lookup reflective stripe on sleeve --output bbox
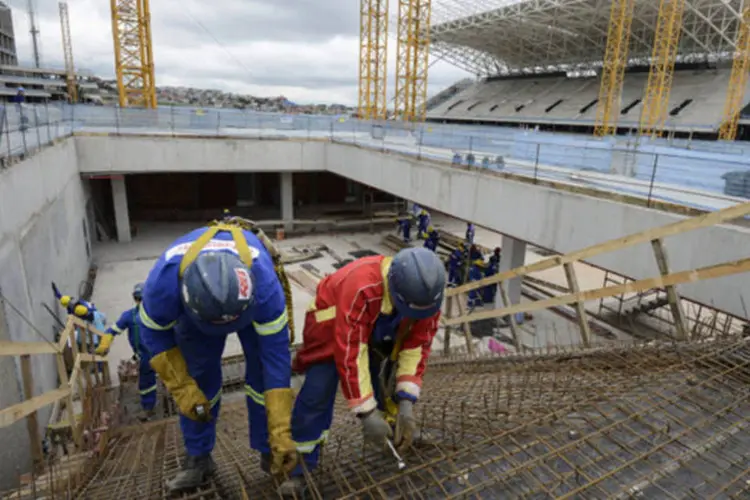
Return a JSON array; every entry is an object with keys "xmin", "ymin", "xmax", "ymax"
[
  {"xmin": 253, "ymin": 309, "xmax": 288, "ymax": 336},
  {"xmin": 139, "ymin": 307, "xmax": 176, "ymax": 331}
]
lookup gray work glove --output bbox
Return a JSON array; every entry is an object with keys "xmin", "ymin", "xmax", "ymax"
[
  {"xmin": 395, "ymin": 400, "xmax": 417, "ymax": 453},
  {"xmin": 360, "ymin": 410, "xmax": 392, "ymax": 448}
]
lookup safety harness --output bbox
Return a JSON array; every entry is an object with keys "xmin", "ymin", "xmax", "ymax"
[{"xmin": 177, "ymin": 217, "xmax": 295, "ymax": 345}]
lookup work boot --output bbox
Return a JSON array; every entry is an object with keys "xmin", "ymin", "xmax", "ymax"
[
  {"xmin": 260, "ymin": 452, "xmax": 271, "ymax": 474},
  {"xmin": 278, "ymin": 476, "xmax": 307, "ymax": 499},
  {"xmin": 165, "ymin": 454, "xmax": 217, "ymax": 494},
  {"xmin": 137, "ymin": 409, "xmax": 156, "ymax": 422}
]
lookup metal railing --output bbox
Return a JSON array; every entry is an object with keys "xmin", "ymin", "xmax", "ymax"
[{"xmin": 2, "ymin": 103, "xmax": 749, "ymax": 211}]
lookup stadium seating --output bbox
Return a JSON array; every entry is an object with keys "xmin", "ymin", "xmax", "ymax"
[{"xmin": 427, "ymin": 68, "xmax": 735, "ymax": 132}]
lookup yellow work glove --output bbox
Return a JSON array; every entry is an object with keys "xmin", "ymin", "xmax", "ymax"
[
  {"xmin": 264, "ymin": 388, "xmax": 298, "ymax": 475},
  {"xmin": 95, "ymin": 334, "xmax": 114, "ymax": 355},
  {"xmin": 150, "ymin": 347, "xmax": 211, "ymax": 422}
]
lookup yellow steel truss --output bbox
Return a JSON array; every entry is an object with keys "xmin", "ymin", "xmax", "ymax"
[
  {"xmin": 59, "ymin": 2, "xmax": 77, "ymax": 103},
  {"xmin": 638, "ymin": 0, "xmax": 686, "ymax": 139},
  {"xmin": 358, "ymin": 0, "xmax": 389, "ymax": 120},
  {"xmin": 110, "ymin": 0, "xmax": 156, "ymax": 108},
  {"xmin": 718, "ymin": 7, "xmax": 750, "ymax": 141},
  {"xmin": 593, "ymin": 0, "xmax": 636, "ymax": 137},
  {"xmin": 394, "ymin": 0, "xmax": 432, "ymax": 122}
]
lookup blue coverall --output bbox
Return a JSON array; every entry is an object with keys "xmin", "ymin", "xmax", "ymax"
[
  {"xmin": 397, "ymin": 217, "xmax": 411, "ymax": 243},
  {"xmin": 482, "ymin": 259, "xmax": 498, "ymax": 304},
  {"xmin": 424, "ymin": 230, "xmax": 439, "ymax": 252},
  {"xmin": 467, "ymin": 262, "xmax": 485, "ymax": 309},
  {"xmin": 448, "ymin": 248, "xmax": 463, "ymax": 286},
  {"xmin": 108, "ymin": 305, "xmax": 156, "ymax": 411},
  {"xmin": 71, "ymin": 303, "xmax": 104, "ymax": 350},
  {"xmin": 466, "ymin": 223, "xmax": 475, "ymax": 245},
  {"xmin": 417, "ymin": 212, "xmax": 430, "ymax": 239},
  {"xmin": 139, "ymin": 228, "xmax": 291, "ymax": 457}
]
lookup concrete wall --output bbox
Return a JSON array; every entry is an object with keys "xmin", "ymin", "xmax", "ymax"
[
  {"xmin": 325, "ymin": 144, "xmax": 750, "ymax": 319},
  {"xmin": 0, "ymin": 138, "xmax": 91, "ymax": 488},
  {"xmin": 75, "ymin": 135, "xmax": 327, "ymax": 174}
]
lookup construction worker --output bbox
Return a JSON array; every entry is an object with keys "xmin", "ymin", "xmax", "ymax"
[
  {"xmin": 52, "ymin": 282, "xmax": 106, "ymax": 350},
  {"xmin": 448, "ymin": 244, "xmax": 464, "ymax": 286},
  {"xmin": 417, "ymin": 209, "xmax": 430, "ymax": 239},
  {"xmin": 138, "ymin": 222, "xmax": 297, "ymax": 493},
  {"xmin": 278, "ymin": 247, "xmax": 445, "ymax": 497},
  {"xmin": 467, "ymin": 259, "xmax": 486, "ymax": 310},
  {"xmin": 96, "ymin": 283, "xmax": 157, "ymax": 421},
  {"xmin": 465, "ymin": 223, "xmax": 475, "ymax": 245},
  {"xmin": 424, "ymin": 227, "xmax": 440, "ymax": 252},
  {"xmin": 488, "ymin": 247, "xmax": 501, "ymax": 268},
  {"xmin": 482, "ymin": 256, "xmax": 499, "ymax": 305},
  {"xmin": 396, "ymin": 215, "xmax": 412, "ymax": 243}
]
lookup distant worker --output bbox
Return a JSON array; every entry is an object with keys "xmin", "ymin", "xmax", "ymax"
[
  {"xmin": 278, "ymin": 248, "xmax": 446, "ymax": 497},
  {"xmin": 468, "ymin": 243, "xmax": 483, "ymax": 262},
  {"xmin": 52, "ymin": 282, "xmax": 106, "ymax": 350},
  {"xmin": 448, "ymin": 244, "xmax": 464, "ymax": 286},
  {"xmin": 424, "ymin": 227, "xmax": 440, "ymax": 252},
  {"xmin": 138, "ymin": 219, "xmax": 297, "ymax": 493},
  {"xmin": 417, "ymin": 209, "xmax": 430, "ymax": 239},
  {"xmin": 467, "ymin": 259, "xmax": 486, "ymax": 310},
  {"xmin": 396, "ymin": 215, "xmax": 412, "ymax": 243},
  {"xmin": 488, "ymin": 247, "xmax": 501, "ymax": 269},
  {"xmin": 96, "ymin": 283, "xmax": 157, "ymax": 421},
  {"xmin": 482, "ymin": 256, "xmax": 499, "ymax": 305},
  {"xmin": 465, "ymin": 223, "xmax": 475, "ymax": 245}
]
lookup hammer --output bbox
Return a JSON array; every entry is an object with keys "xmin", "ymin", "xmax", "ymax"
[{"xmin": 386, "ymin": 438, "xmax": 407, "ymax": 471}]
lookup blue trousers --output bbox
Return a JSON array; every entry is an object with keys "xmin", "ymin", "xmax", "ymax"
[
  {"xmin": 176, "ymin": 324, "xmax": 269, "ymax": 457},
  {"xmin": 290, "ymin": 351, "xmax": 391, "ymax": 476},
  {"xmin": 138, "ymin": 352, "xmax": 157, "ymax": 410}
]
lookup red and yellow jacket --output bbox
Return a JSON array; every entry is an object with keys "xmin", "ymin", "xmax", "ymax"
[{"xmin": 293, "ymin": 255, "xmax": 440, "ymax": 414}]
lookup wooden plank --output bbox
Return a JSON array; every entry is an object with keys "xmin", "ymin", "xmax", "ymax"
[
  {"xmin": 455, "ymin": 293, "xmax": 474, "ymax": 355},
  {"xmin": 446, "ymin": 201, "xmax": 750, "ymax": 297},
  {"xmin": 57, "ymin": 317, "xmax": 75, "ymax": 351},
  {"xmin": 498, "ymin": 282, "xmax": 520, "ymax": 350},
  {"xmin": 0, "ymin": 387, "xmax": 71, "ymax": 428},
  {"xmin": 20, "ymin": 355, "xmax": 44, "ymax": 470},
  {"xmin": 0, "ymin": 341, "xmax": 59, "ymax": 356},
  {"xmin": 651, "ymin": 238, "xmax": 689, "ymax": 341},
  {"xmin": 77, "ymin": 353, "xmax": 107, "ymax": 363},
  {"xmin": 563, "ymin": 263, "xmax": 592, "ymax": 347},
  {"xmin": 70, "ymin": 316, "xmax": 106, "ymax": 338},
  {"xmin": 443, "ymin": 296, "xmax": 453, "ymax": 355},
  {"xmin": 445, "ymin": 257, "xmax": 750, "ymax": 327}
]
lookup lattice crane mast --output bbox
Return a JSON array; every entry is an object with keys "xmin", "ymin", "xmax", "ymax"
[
  {"xmin": 718, "ymin": 7, "xmax": 750, "ymax": 141},
  {"xmin": 638, "ymin": 0, "xmax": 686, "ymax": 139},
  {"xmin": 394, "ymin": 0, "xmax": 431, "ymax": 122},
  {"xmin": 593, "ymin": 0, "xmax": 636, "ymax": 137},
  {"xmin": 358, "ymin": 0, "xmax": 389, "ymax": 120},
  {"xmin": 58, "ymin": 2, "xmax": 77, "ymax": 103},
  {"xmin": 110, "ymin": 0, "xmax": 156, "ymax": 108}
]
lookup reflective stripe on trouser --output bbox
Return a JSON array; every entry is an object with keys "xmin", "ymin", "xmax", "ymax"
[
  {"xmin": 138, "ymin": 354, "xmax": 157, "ymax": 411},
  {"xmin": 176, "ymin": 324, "xmax": 227, "ymax": 457},
  {"xmin": 238, "ymin": 325, "xmax": 271, "ymax": 454}
]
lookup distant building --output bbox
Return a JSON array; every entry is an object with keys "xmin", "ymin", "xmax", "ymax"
[
  {"xmin": 0, "ymin": 65, "xmax": 104, "ymax": 103},
  {"xmin": 0, "ymin": 2, "xmax": 17, "ymax": 66}
]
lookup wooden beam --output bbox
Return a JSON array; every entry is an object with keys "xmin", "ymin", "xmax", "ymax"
[
  {"xmin": 57, "ymin": 317, "xmax": 75, "ymax": 351},
  {"xmin": 446, "ymin": 201, "xmax": 750, "ymax": 298},
  {"xmin": 0, "ymin": 341, "xmax": 59, "ymax": 356},
  {"xmin": 455, "ymin": 293, "xmax": 474, "ymax": 355},
  {"xmin": 70, "ymin": 317, "xmax": 106, "ymax": 338},
  {"xmin": 77, "ymin": 353, "xmax": 107, "ymax": 364},
  {"xmin": 20, "ymin": 355, "xmax": 44, "ymax": 470},
  {"xmin": 651, "ymin": 238, "xmax": 689, "ymax": 341},
  {"xmin": 443, "ymin": 296, "xmax": 453, "ymax": 355},
  {"xmin": 498, "ymin": 282, "xmax": 520, "ymax": 350},
  {"xmin": 445, "ymin": 257, "xmax": 750, "ymax": 327},
  {"xmin": 563, "ymin": 263, "xmax": 592, "ymax": 347},
  {"xmin": 0, "ymin": 387, "xmax": 72, "ymax": 428}
]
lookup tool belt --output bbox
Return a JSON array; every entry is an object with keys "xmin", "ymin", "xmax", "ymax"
[{"xmin": 180, "ymin": 215, "xmax": 296, "ymax": 346}]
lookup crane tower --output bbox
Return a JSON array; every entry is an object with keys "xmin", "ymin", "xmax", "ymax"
[
  {"xmin": 59, "ymin": 2, "xmax": 77, "ymax": 103},
  {"xmin": 394, "ymin": 0, "xmax": 432, "ymax": 122},
  {"xmin": 110, "ymin": 0, "xmax": 156, "ymax": 108},
  {"xmin": 358, "ymin": 0, "xmax": 388, "ymax": 120}
]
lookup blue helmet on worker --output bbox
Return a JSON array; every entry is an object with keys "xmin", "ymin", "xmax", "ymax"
[
  {"xmin": 180, "ymin": 251, "xmax": 255, "ymax": 325},
  {"xmin": 133, "ymin": 282, "xmax": 145, "ymax": 302},
  {"xmin": 388, "ymin": 247, "xmax": 445, "ymax": 320}
]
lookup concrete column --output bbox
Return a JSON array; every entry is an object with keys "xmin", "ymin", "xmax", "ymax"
[
  {"xmin": 497, "ymin": 235, "xmax": 526, "ymax": 306},
  {"xmin": 111, "ymin": 175, "xmax": 131, "ymax": 243},
  {"xmin": 280, "ymin": 172, "xmax": 294, "ymax": 232}
]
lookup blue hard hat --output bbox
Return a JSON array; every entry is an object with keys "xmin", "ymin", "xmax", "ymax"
[
  {"xmin": 388, "ymin": 247, "xmax": 445, "ymax": 320},
  {"xmin": 181, "ymin": 251, "xmax": 254, "ymax": 323},
  {"xmin": 133, "ymin": 282, "xmax": 145, "ymax": 300}
]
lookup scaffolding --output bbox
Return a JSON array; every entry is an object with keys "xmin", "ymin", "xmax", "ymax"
[
  {"xmin": 718, "ymin": 7, "xmax": 750, "ymax": 142},
  {"xmin": 358, "ymin": 0, "xmax": 389, "ymax": 120},
  {"xmin": 593, "ymin": 0, "xmax": 636, "ymax": 137},
  {"xmin": 58, "ymin": 2, "xmax": 77, "ymax": 104},
  {"xmin": 394, "ymin": 0, "xmax": 432, "ymax": 122},
  {"xmin": 110, "ymin": 0, "xmax": 156, "ymax": 108},
  {"xmin": 638, "ymin": 0, "xmax": 686, "ymax": 139}
]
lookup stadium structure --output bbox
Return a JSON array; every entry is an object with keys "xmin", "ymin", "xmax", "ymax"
[{"xmin": 0, "ymin": 1, "xmax": 749, "ymax": 499}]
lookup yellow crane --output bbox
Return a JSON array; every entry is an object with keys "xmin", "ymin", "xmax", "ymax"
[
  {"xmin": 638, "ymin": 0, "xmax": 686, "ymax": 139},
  {"xmin": 358, "ymin": 0, "xmax": 389, "ymax": 120},
  {"xmin": 110, "ymin": 0, "xmax": 156, "ymax": 108},
  {"xmin": 394, "ymin": 0, "xmax": 431, "ymax": 122},
  {"xmin": 594, "ymin": 0, "xmax": 636, "ymax": 137},
  {"xmin": 58, "ymin": 1, "xmax": 76, "ymax": 103},
  {"xmin": 718, "ymin": 7, "xmax": 750, "ymax": 141}
]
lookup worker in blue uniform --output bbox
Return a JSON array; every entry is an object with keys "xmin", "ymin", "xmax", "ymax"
[
  {"xmin": 396, "ymin": 215, "xmax": 412, "ymax": 243},
  {"xmin": 417, "ymin": 209, "xmax": 430, "ymax": 239},
  {"xmin": 465, "ymin": 223, "xmax": 475, "ymax": 245},
  {"xmin": 424, "ymin": 227, "xmax": 439, "ymax": 252},
  {"xmin": 138, "ymin": 221, "xmax": 297, "ymax": 493},
  {"xmin": 96, "ymin": 282, "xmax": 157, "ymax": 421},
  {"xmin": 447, "ymin": 245, "xmax": 464, "ymax": 286},
  {"xmin": 482, "ymin": 255, "xmax": 499, "ymax": 304},
  {"xmin": 467, "ymin": 259, "xmax": 486, "ymax": 310},
  {"xmin": 488, "ymin": 247, "xmax": 501, "ymax": 268},
  {"xmin": 52, "ymin": 282, "xmax": 105, "ymax": 350}
]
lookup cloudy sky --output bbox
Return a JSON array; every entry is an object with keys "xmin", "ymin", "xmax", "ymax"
[{"xmin": 6, "ymin": 0, "xmax": 472, "ymax": 105}]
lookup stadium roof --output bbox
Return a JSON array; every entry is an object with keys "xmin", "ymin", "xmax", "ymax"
[{"xmin": 430, "ymin": 0, "xmax": 747, "ymax": 76}]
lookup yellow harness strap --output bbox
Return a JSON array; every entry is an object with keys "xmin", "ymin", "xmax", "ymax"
[
  {"xmin": 183, "ymin": 218, "xmax": 296, "ymax": 345},
  {"xmin": 384, "ymin": 319, "xmax": 416, "ymax": 422}
]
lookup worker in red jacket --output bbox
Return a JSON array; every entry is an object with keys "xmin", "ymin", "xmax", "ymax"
[{"xmin": 278, "ymin": 247, "xmax": 445, "ymax": 497}]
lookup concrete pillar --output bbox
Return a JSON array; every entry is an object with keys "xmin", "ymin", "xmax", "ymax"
[
  {"xmin": 497, "ymin": 235, "xmax": 526, "ymax": 306},
  {"xmin": 281, "ymin": 172, "xmax": 294, "ymax": 232},
  {"xmin": 111, "ymin": 175, "xmax": 131, "ymax": 243}
]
